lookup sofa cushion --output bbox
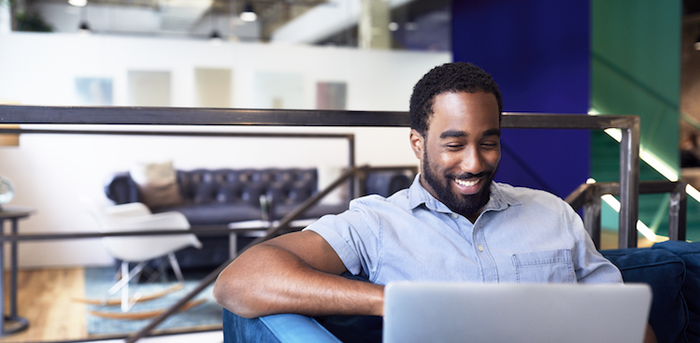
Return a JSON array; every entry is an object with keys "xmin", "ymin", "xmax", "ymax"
[
  {"xmin": 653, "ymin": 241, "xmax": 700, "ymax": 342},
  {"xmin": 129, "ymin": 160, "xmax": 184, "ymax": 209},
  {"xmin": 162, "ymin": 204, "xmax": 264, "ymax": 226},
  {"xmin": 601, "ymin": 247, "xmax": 688, "ymax": 343}
]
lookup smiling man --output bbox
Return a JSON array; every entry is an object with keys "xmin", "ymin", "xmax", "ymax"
[{"xmin": 214, "ymin": 62, "xmax": 652, "ymax": 341}]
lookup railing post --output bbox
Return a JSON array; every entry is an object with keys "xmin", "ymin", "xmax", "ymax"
[
  {"xmin": 583, "ymin": 185, "xmax": 602, "ymax": 250},
  {"xmin": 618, "ymin": 118, "xmax": 640, "ymax": 248},
  {"xmin": 669, "ymin": 181, "xmax": 687, "ymax": 241}
]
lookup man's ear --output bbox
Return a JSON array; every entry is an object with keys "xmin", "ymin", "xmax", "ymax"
[{"xmin": 409, "ymin": 129, "xmax": 424, "ymax": 160}]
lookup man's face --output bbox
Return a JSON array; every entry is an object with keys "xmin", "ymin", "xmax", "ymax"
[{"xmin": 410, "ymin": 91, "xmax": 501, "ymax": 222}]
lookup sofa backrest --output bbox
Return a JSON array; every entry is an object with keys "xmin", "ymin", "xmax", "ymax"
[
  {"xmin": 177, "ymin": 168, "xmax": 317, "ymax": 208},
  {"xmin": 105, "ymin": 166, "xmax": 417, "ymax": 212},
  {"xmin": 105, "ymin": 168, "xmax": 318, "ymax": 209}
]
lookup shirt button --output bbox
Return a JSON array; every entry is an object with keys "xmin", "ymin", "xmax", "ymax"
[
  {"xmin": 478, "ymin": 245, "xmax": 484, "ymax": 252},
  {"xmin": 452, "ymin": 213, "xmax": 459, "ymax": 219}
]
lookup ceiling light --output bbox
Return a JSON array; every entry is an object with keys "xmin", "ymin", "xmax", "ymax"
[
  {"xmin": 69, "ymin": 0, "xmax": 87, "ymax": 7},
  {"xmin": 240, "ymin": 3, "xmax": 257, "ymax": 22},
  {"xmin": 388, "ymin": 22, "xmax": 399, "ymax": 31},
  {"xmin": 695, "ymin": 36, "xmax": 700, "ymax": 51}
]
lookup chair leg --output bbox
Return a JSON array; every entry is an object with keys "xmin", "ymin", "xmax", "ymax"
[
  {"xmin": 108, "ymin": 261, "xmax": 146, "ymax": 295},
  {"xmin": 167, "ymin": 252, "xmax": 185, "ymax": 283},
  {"xmin": 121, "ymin": 261, "xmax": 130, "ymax": 312},
  {"xmin": 104, "ymin": 261, "xmax": 146, "ymax": 312},
  {"xmin": 158, "ymin": 257, "xmax": 168, "ymax": 283}
]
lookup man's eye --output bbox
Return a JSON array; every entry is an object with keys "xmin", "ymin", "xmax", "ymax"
[{"xmin": 446, "ymin": 144, "xmax": 464, "ymax": 149}]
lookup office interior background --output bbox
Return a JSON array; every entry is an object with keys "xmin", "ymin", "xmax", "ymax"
[{"xmin": 0, "ymin": 0, "xmax": 697, "ymax": 269}]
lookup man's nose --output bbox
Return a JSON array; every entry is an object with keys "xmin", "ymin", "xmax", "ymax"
[{"xmin": 459, "ymin": 146, "xmax": 485, "ymax": 175}]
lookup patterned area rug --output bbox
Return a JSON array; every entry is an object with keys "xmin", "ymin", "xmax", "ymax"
[{"xmin": 83, "ymin": 266, "xmax": 223, "ymax": 338}]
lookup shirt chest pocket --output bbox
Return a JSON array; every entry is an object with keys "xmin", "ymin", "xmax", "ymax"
[{"xmin": 511, "ymin": 249, "xmax": 575, "ymax": 283}]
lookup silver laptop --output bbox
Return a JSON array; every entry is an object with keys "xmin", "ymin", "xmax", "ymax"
[{"xmin": 383, "ymin": 282, "xmax": 652, "ymax": 343}]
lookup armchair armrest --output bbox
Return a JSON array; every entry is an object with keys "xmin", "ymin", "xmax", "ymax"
[
  {"xmin": 104, "ymin": 202, "xmax": 152, "ymax": 217},
  {"xmin": 260, "ymin": 314, "xmax": 342, "ymax": 343},
  {"xmin": 223, "ymin": 309, "xmax": 341, "ymax": 343},
  {"xmin": 114, "ymin": 211, "xmax": 192, "ymax": 232}
]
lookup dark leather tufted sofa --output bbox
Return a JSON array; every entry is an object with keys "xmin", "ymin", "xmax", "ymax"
[{"xmin": 104, "ymin": 167, "xmax": 414, "ymax": 269}]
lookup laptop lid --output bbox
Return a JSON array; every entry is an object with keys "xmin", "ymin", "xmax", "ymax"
[{"xmin": 383, "ymin": 282, "xmax": 652, "ymax": 343}]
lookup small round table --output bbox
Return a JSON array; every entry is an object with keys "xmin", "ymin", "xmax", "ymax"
[{"xmin": 0, "ymin": 206, "xmax": 34, "ymax": 336}]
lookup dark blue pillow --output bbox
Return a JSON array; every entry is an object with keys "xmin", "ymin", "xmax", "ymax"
[
  {"xmin": 653, "ymin": 241, "xmax": 700, "ymax": 342},
  {"xmin": 601, "ymin": 247, "xmax": 688, "ymax": 343}
]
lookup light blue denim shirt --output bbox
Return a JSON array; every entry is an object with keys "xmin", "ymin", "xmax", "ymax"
[{"xmin": 305, "ymin": 175, "xmax": 622, "ymax": 285}]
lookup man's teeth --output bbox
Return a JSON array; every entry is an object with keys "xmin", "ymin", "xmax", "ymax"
[{"xmin": 455, "ymin": 179, "xmax": 479, "ymax": 187}]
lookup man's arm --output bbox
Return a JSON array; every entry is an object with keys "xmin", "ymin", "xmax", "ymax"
[{"xmin": 213, "ymin": 230, "xmax": 384, "ymax": 318}]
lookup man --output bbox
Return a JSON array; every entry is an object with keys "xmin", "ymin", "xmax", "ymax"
[{"xmin": 213, "ymin": 62, "xmax": 655, "ymax": 341}]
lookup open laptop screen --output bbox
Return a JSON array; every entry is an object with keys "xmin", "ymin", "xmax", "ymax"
[{"xmin": 383, "ymin": 282, "xmax": 651, "ymax": 343}]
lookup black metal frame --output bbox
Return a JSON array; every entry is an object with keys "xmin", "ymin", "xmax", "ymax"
[
  {"xmin": 0, "ymin": 105, "xmax": 641, "ymax": 342},
  {"xmin": 566, "ymin": 180, "xmax": 687, "ymax": 250}
]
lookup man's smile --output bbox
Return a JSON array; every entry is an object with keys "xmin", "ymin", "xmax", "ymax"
[
  {"xmin": 454, "ymin": 178, "xmax": 479, "ymax": 187},
  {"xmin": 452, "ymin": 176, "xmax": 486, "ymax": 195}
]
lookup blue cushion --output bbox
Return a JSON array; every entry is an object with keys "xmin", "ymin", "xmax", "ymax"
[
  {"xmin": 653, "ymin": 241, "xmax": 700, "ymax": 342},
  {"xmin": 601, "ymin": 247, "xmax": 688, "ymax": 343}
]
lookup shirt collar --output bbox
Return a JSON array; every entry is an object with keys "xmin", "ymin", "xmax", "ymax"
[{"xmin": 407, "ymin": 173, "xmax": 521, "ymax": 214}]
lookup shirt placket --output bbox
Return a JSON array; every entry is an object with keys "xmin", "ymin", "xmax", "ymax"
[
  {"xmin": 472, "ymin": 219, "xmax": 497, "ymax": 283},
  {"xmin": 452, "ymin": 212, "xmax": 497, "ymax": 283}
]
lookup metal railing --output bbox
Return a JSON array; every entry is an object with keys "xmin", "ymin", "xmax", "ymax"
[
  {"xmin": 566, "ymin": 180, "xmax": 687, "ymax": 250},
  {"xmin": 0, "ymin": 105, "xmax": 641, "ymax": 342}
]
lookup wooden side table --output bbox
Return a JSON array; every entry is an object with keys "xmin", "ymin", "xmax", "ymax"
[{"xmin": 0, "ymin": 206, "xmax": 33, "ymax": 336}]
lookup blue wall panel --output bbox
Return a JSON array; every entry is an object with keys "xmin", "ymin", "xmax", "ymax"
[{"xmin": 452, "ymin": 0, "xmax": 591, "ymax": 198}]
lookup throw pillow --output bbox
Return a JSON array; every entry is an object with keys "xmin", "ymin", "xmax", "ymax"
[{"xmin": 129, "ymin": 160, "xmax": 184, "ymax": 209}]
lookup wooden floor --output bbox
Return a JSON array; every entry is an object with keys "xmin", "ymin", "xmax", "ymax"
[
  {"xmin": 599, "ymin": 230, "xmax": 657, "ymax": 250},
  {"xmin": 0, "ymin": 267, "xmax": 86, "ymax": 343}
]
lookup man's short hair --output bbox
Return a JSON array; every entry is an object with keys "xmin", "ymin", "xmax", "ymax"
[{"xmin": 409, "ymin": 62, "xmax": 503, "ymax": 136}]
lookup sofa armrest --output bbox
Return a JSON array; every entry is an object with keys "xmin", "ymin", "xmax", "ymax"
[
  {"xmin": 104, "ymin": 172, "xmax": 141, "ymax": 204},
  {"xmin": 223, "ymin": 309, "xmax": 341, "ymax": 343}
]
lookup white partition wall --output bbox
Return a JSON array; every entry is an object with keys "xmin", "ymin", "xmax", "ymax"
[{"xmin": 0, "ymin": 33, "xmax": 451, "ymax": 268}]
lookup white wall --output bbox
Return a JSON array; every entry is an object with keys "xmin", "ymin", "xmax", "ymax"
[{"xmin": 0, "ymin": 32, "xmax": 451, "ymax": 268}]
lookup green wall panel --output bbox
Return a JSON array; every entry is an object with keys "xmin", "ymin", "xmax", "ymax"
[
  {"xmin": 591, "ymin": 0, "xmax": 682, "ymax": 236},
  {"xmin": 592, "ymin": 0, "xmax": 681, "ymax": 173}
]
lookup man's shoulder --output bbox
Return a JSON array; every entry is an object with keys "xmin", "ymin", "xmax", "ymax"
[
  {"xmin": 349, "ymin": 188, "xmax": 411, "ymax": 212},
  {"xmin": 353, "ymin": 188, "xmax": 410, "ymax": 204},
  {"xmin": 493, "ymin": 182, "xmax": 566, "ymax": 203}
]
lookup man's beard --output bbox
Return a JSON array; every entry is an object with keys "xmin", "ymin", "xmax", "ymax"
[{"xmin": 422, "ymin": 151, "xmax": 495, "ymax": 218}]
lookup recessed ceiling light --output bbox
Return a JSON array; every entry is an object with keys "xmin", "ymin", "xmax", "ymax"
[{"xmin": 69, "ymin": 0, "xmax": 87, "ymax": 7}]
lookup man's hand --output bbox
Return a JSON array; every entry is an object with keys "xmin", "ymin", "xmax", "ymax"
[{"xmin": 213, "ymin": 230, "xmax": 384, "ymax": 318}]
